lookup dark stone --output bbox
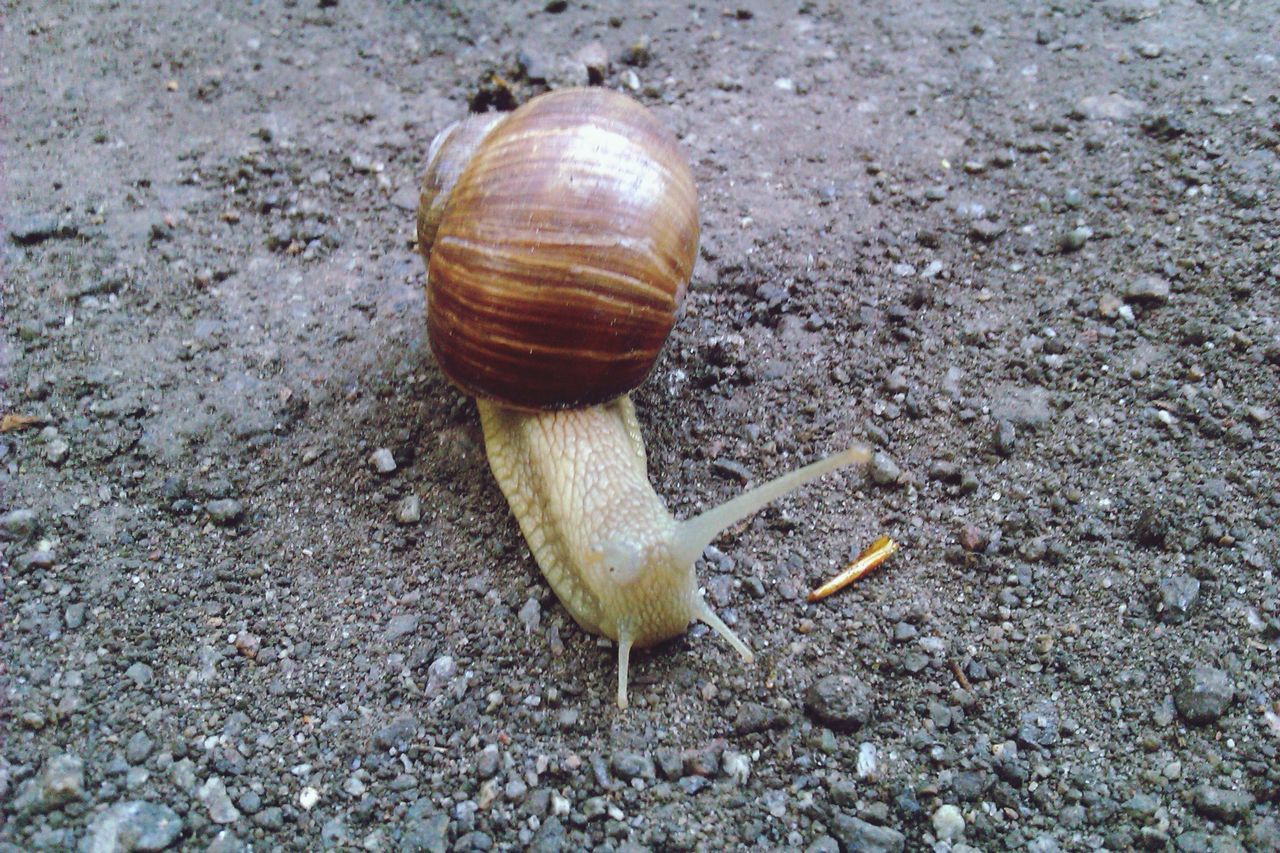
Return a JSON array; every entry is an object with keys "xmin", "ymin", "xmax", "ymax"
[
  {"xmin": 400, "ymin": 812, "xmax": 449, "ymax": 853},
  {"xmin": 10, "ymin": 213, "xmax": 77, "ymax": 245},
  {"xmin": 1174, "ymin": 665, "xmax": 1234, "ymax": 725},
  {"xmin": 1191, "ymin": 785, "xmax": 1254, "ymax": 823},
  {"xmin": 828, "ymin": 812, "xmax": 906, "ymax": 852},
  {"xmin": 529, "ymin": 816, "xmax": 565, "ymax": 853},
  {"xmin": 1133, "ymin": 507, "xmax": 1170, "ymax": 547},
  {"xmin": 610, "ymin": 752, "xmax": 654, "ymax": 781},
  {"xmin": 712, "ymin": 458, "xmax": 753, "ymax": 483},
  {"xmin": 83, "ymin": 800, "xmax": 184, "ymax": 852},
  {"xmin": 729, "ymin": 702, "xmax": 790, "ymax": 736},
  {"xmin": 206, "ymin": 499, "xmax": 244, "ymax": 526},
  {"xmin": 1, "ymin": 508, "xmax": 40, "ymax": 541},
  {"xmin": 655, "ymin": 748, "xmax": 683, "ymax": 781},
  {"xmin": 1142, "ymin": 114, "xmax": 1188, "ymax": 141},
  {"xmin": 969, "ymin": 219, "xmax": 1006, "ymax": 243},
  {"xmin": 373, "ymin": 716, "xmax": 417, "ymax": 751},
  {"xmin": 14, "ymin": 753, "xmax": 85, "ymax": 814},
  {"xmin": 1152, "ymin": 574, "xmax": 1200, "ymax": 624},
  {"xmin": 681, "ymin": 740, "xmax": 725, "ymax": 777},
  {"xmin": 993, "ymin": 419, "xmax": 1018, "ymax": 457},
  {"xmin": 1017, "ymin": 700, "xmax": 1061, "ymax": 750},
  {"xmin": 804, "ymin": 674, "xmax": 875, "ymax": 732},
  {"xmin": 952, "ymin": 771, "xmax": 990, "ymax": 802}
]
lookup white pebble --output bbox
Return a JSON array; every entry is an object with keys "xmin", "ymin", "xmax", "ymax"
[
  {"xmin": 856, "ymin": 742, "xmax": 879, "ymax": 780},
  {"xmin": 426, "ymin": 655, "xmax": 457, "ymax": 696},
  {"xmin": 395, "ymin": 494, "xmax": 421, "ymax": 524},
  {"xmin": 370, "ymin": 448, "xmax": 396, "ymax": 474},
  {"xmin": 518, "ymin": 598, "xmax": 542, "ymax": 634},
  {"xmin": 299, "ymin": 786, "xmax": 320, "ymax": 811},
  {"xmin": 722, "ymin": 750, "xmax": 750, "ymax": 786},
  {"xmin": 933, "ymin": 803, "xmax": 965, "ymax": 840}
]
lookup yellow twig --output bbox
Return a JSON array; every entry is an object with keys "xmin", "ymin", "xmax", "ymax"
[
  {"xmin": 1, "ymin": 414, "xmax": 44, "ymax": 433},
  {"xmin": 808, "ymin": 535, "xmax": 898, "ymax": 602}
]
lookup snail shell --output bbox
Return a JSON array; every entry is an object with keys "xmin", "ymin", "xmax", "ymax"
[{"xmin": 417, "ymin": 88, "xmax": 700, "ymax": 411}]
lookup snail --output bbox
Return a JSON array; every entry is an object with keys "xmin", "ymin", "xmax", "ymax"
[{"xmin": 417, "ymin": 88, "xmax": 869, "ymax": 708}]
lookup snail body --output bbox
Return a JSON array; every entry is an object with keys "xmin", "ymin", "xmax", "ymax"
[{"xmin": 419, "ymin": 89, "xmax": 867, "ymax": 707}]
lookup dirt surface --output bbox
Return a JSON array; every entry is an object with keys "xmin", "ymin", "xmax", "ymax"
[{"xmin": 3, "ymin": 1, "xmax": 1279, "ymax": 850}]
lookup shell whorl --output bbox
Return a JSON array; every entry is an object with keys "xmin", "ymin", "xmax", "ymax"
[{"xmin": 418, "ymin": 88, "xmax": 700, "ymax": 411}]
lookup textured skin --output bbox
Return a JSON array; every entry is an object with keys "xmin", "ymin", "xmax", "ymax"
[{"xmin": 476, "ymin": 397, "xmax": 702, "ymax": 648}]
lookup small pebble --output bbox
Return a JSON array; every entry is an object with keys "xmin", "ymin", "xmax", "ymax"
[
  {"xmin": 829, "ymin": 813, "xmax": 906, "ymax": 852},
  {"xmin": 477, "ymin": 744, "xmax": 501, "ymax": 780},
  {"xmin": 1152, "ymin": 574, "xmax": 1200, "ymax": 623},
  {"xmin": 958, "ymin": 525, "xmax": 988, "ymax": 552},
  {"xmin": 198, "ymin": 776, "xmax": 241, "ymax": 824},
  {"xmin": 299, "ymin": 786, "xmax": 320, "ymax": 811},
  {"xmin": 805, "ymin": 674, "xmax": 875, "ymax": 732},
  {"xmin": 124, "ymin": 662, "xmax": 153, "ymax": 687},
  {"xmin": 370, "ymin": 448, "xmax": 397, "ymax": 474},
  {"xmin": 993, "ymin": 419, "xmax": 1018, "ymax": 457},
  {"xmin": 426, "ymin": 655, "xmax": 457, "ymax": 696},
  {"xmin": 1, "ymin": 508, "xmax": 40, "ymax": 541},
  {"xmin": 395, "ymin": 494, "xmax": 421, "ymax": 524},
  {"xmin": 622, "ymin": 35, "xmax": 651, "ymax": 67},
  {"xmin": 206, "ymin": 499, "xmax": 244, "ymax": 526},
  {"xmin": 1192, "ymin": 785, "xmax": 1255, "ymax": 823},
  {"xmin": 575, "ymin": 41, "xmax": 609, "ymax": 84},
  {"xmin": 1174, "ymin": 664, "xmax": 1234, "ymax": 724},
  {"xmin": 969, "ymin": 220, "xmax": 1006, "ymax": 243},
  {"xmin": 731, "ymin": 702, "xmax": 789, "ymax": 736},
  {"xmin": 892, "ymin": 622, "xmax": 918, "ymax": 643},
  {"xmin": 45, "ymin": 438, "xmax": 70, "ymax": 465},
  {"xmin": 933, "ymin": 803, "xmax": 966, "ymax": 840},
  {"xmin": 884, "ymin": 368, "xmax": 909, "ymax": 393},
  {"xmin": 868, "ymin": 451, "xmax": 901, "ymax": 486},
  {"xmin": 1059, "ymin": 227, "xmax": 1092, "ymax": 252},
  {"xmin": 856, "ymin": 743, "xmax": 879, "ymax": 780},
  {"xmin": 83, "ymin": 801, "xmax": 183, "ymax": 852},
  {"xmin": 721, "ymin": 750, "xmax": 750, "ymax": 786},
  {"xmin": 235, "ymin": 631, "xmax": 261, "ymax": 658},
  {"xmin": 581, "ymin": 795, "xmax": 609, "ymax": 821},
  {"xmin": 125, "ymin": 731, "xmax": 154, "ymax": 765},
  {"xmin": 384, "ymin": 613, "xmax": 419, "ymax": 642},
  {"xmin": 373, "ymin": 716, "xmax": 416, "ymax": 751},
  {"xmin": 1126, "ymin": 274, "xmax": 1171, "ymax": 305},
  {"xmin": 610, "ymin": 752, "xmax": 655, "ymax": 781},
  {"xmin": 518, "ymin": 597, "xmax": 541, "ymax": 634}
]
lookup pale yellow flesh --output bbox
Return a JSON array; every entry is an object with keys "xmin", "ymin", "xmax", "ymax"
[
  {"xmin": 476, "ymin": 396, "xmax": 868, "ymax": 708},
  {"xmin": 477, "ymin": 398, "xmax": 701, "ymax": 642}
]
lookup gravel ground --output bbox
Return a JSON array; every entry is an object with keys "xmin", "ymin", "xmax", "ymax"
[{"xmin": 3, "ymin": 1, "xmax": 1278, "ymax": 850}]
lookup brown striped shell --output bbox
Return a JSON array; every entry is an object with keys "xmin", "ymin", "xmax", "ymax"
[{"xmin": 417, "ymin": 88, "xmax": 700, "ymax": 411}]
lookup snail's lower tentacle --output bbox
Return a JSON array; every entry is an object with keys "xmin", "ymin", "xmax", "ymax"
[
  {"xmin": 617, "ymin": 628, "xmax": 634, "ymax": 709},
  {"xmin": 695, "ymin": 598, "xmax": 754, "ymax": 664}
]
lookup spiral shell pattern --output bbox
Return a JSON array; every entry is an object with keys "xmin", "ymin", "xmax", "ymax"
[{"xmin": 419, "ymin": 88, "xmax": 699, "ymax": 410}]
